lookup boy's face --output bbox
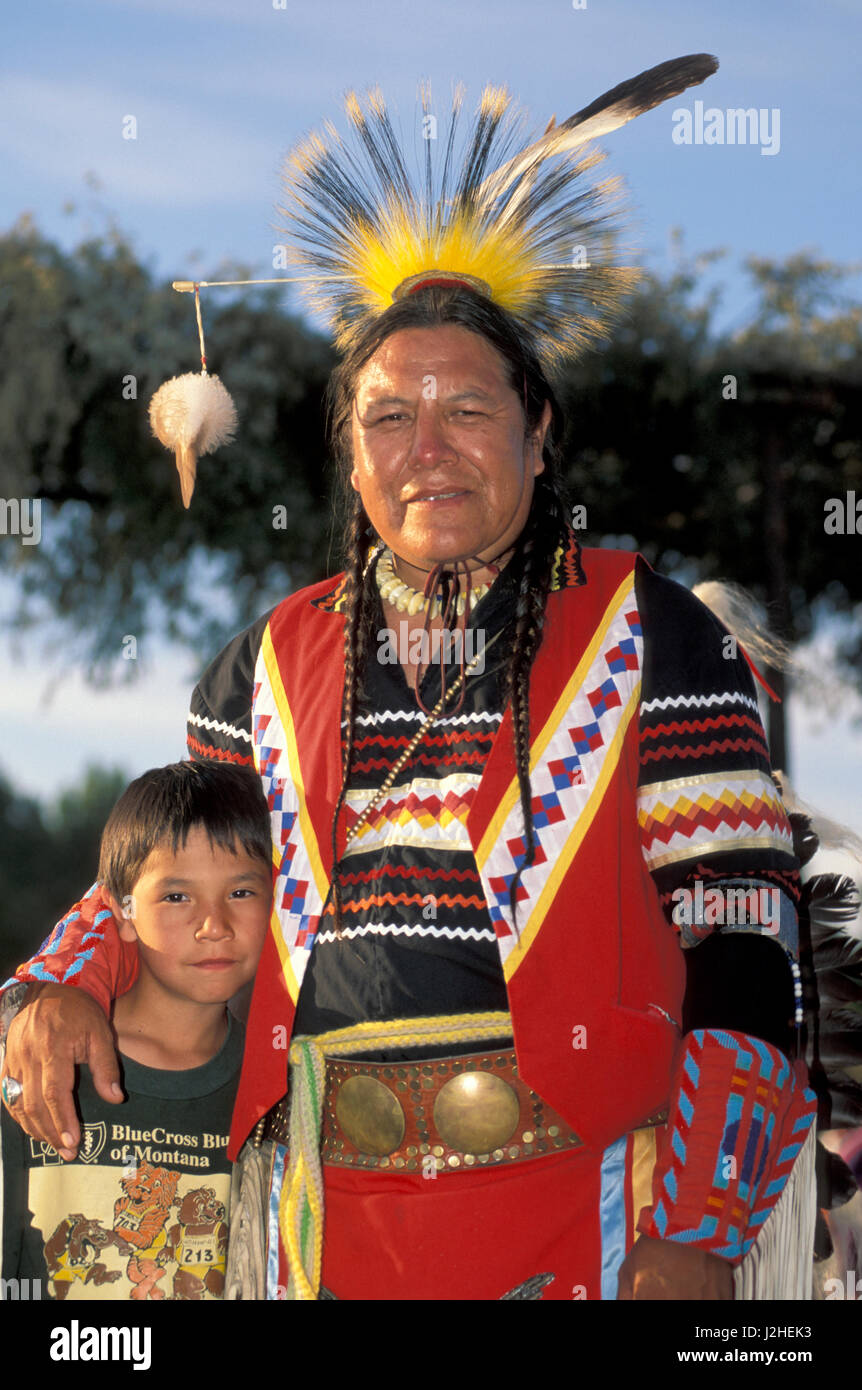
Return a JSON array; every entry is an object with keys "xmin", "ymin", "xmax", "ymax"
[{"xmin": 110, "ymin": 826, "xmax": 271, "ymax": 1005}]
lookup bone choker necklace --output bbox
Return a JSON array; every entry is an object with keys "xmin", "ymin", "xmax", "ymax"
[{"xmin": 374, "ymin": 548, "xmax": 493, "ymax": 617}]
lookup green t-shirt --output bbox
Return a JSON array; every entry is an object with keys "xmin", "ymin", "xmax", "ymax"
[{"xmin": 1, "ymin": 1013, "xmax": 243, "ymax": 1301}]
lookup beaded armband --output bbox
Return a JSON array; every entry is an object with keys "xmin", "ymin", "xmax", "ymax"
[{"xmin": 637, "ymin": 1028, "xmax": 817, "ymax": 1262}]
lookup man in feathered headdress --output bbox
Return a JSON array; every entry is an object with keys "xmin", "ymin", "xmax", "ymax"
[{"xmin": 2, "ymin": 58, "xmax": 818, "ymax": 1300}]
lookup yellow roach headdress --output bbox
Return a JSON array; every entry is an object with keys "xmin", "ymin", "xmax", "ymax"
[{"xmin": 276, "ymin": 55, "xmax": 718, "ymax": 365}]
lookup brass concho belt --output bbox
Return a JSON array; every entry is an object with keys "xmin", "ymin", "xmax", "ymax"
[{"xmin": 263, "ymin": 1048, "xmax": 585, "ymax": 1172}]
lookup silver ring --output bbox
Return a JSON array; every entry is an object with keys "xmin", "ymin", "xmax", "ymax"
[{"xmin": 2, "ymin": 1076, "xmax": 23, "ymax": 1107}]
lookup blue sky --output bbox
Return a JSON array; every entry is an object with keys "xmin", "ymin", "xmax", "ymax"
[
  {"xmin": 4, "ymin": 0, "xmax": 862, "ymax": 326},
  {"xmin": 2, "ymin": 0, "xmax": 862, "ymax": 847}
]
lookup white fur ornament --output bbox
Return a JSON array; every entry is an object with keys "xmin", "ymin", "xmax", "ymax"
[{"xmin": 149, "ymin": 372, "xmax": 238, "ymax": 508}]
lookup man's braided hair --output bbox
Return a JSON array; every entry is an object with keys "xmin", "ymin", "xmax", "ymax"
[{"xmin": 325, "ymin": 285, "xmax": 573, "ymax": 932}]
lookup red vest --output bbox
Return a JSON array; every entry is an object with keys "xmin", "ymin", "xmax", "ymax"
[{"xmin": 228, "ymin": 549, "xmax": 684, "ymax": 1158}]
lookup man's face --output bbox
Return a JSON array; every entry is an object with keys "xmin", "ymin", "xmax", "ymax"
[
  {"xmin": 112, "ymin": 827, "xmax": 271, "ymax": 1007},
  {"xmin": 350, "ymin": 325, "xmax": 549, "ymax": 587}
]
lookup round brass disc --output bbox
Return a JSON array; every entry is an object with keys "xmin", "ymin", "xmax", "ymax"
[
  {"xmin": 335, "ymin": 1076, "xmax": 406, "ymax": 1156},
  {"xmin": 433, "ymin": 1071, "xmax": 520, "ymax": 1154}
]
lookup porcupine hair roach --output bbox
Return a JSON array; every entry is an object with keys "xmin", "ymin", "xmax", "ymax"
[{"xmin": 323, "ymin": 284, "xmax": 574, "ymax": 933}]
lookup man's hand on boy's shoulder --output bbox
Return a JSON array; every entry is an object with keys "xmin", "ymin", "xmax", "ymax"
[{"xmin": 1, "ymin": 983, "xmax": 124, "ymax": 1161}]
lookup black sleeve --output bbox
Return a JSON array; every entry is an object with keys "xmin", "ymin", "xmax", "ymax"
[
  {"xmin": 634, "ymin": 558, "xmax": 799, "ymax": 1056},
  {"xmin": 186, "ymin": 609, "xmax": 274, "ymax": 767},
  {"xmin": 683, "ymin": 934, "xmax": 795, "ymax": 1055},
  {"xmin": 1, "ymin": 1107, "xmax": 26, "ymax": 1280}
]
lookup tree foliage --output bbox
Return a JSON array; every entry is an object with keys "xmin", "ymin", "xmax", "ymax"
[
  {"xmin": 0, "ymin": 215, "xmax": 336, "ymax": 678},
  {"xmin": 556, "ymin": 247, "xmax": 862, "ymax": 658},
  {"xmin": 0, "ymin": 766, "xmax": 128, "ymax": 981},
  {"xmin": 1, "ymin": 218, "xmax": 861, "ymax": 685}
]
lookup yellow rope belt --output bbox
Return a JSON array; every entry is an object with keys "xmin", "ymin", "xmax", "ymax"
[{"xmin": 279, "ymin": 1010, "xmax": 513, "ymax": 1300}]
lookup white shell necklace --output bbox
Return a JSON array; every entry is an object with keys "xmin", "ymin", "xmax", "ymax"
[{"xmin": 374, "ymin": 548, "xmax": 492, "ymax": 617}]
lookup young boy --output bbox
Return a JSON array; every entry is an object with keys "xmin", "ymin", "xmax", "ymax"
[{"xmin": 0, "ymin": 761, "xmax": 271, "ymax": 1301}]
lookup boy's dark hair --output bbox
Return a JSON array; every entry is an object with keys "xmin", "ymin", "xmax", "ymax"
[{"xmin": 98, "ymin": 761, "xmax": 271, "ymax": 902}]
